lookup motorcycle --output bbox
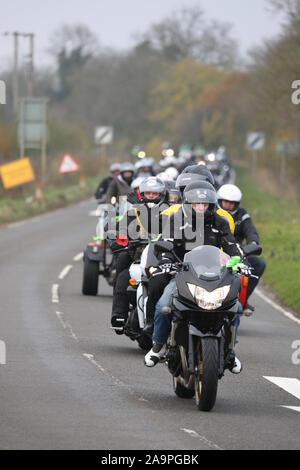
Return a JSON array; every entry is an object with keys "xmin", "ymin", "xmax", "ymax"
[
  {"xmin": 153, "ymin": 241, "xmax": 261, "ymax": 412},
  {"xmin": 113, "ymin": 236, "xmax": 159, "ymax": 351},
  {"xmin": 82, "ymin": 201, "xmax": 118, "ymax": 295}
]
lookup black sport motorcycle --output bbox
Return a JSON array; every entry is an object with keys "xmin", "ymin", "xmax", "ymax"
[{"xmin": 154, "ymin": 241, "xmax": 261, "ymax": 412}]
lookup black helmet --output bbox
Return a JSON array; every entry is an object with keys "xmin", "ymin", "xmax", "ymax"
[
  {"xmin": 139, "ymin": 176, "xmax": 166, "ymax": 207},
  {"xmin": 120, "ymin": 162, "xmax": 135, "ymax": 185},
  {"xmin": 182, "ymin": 165, "xmax": 215, "ymax": 186},
  {"xmin": 183, "ymin": 180, "xmax": 217, "ymax": 219},
  {"xmin": 164, "ymin": 180, "xmax": 181, "ymax": 204},
  {"xmin": 175, "ymin": 172, "xmax": 207, "ymax": 193}
]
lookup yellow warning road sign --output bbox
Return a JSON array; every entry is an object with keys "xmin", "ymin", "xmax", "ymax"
[{"xmin": 0, "ymin": 157, "xmax": 35, "ymax": 189}]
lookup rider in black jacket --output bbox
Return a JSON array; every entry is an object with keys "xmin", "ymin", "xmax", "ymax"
[
  {"xmin": 144, "ymin": 180, "xmax": 244, "ymax": 373},
  {"xmin": 110, "ymin": 177, "xmax": 166, "ymax": 333},
  {"xmin": 94, "ymin": 163, "xmax": 120, "ymax": 200},
  {"xmin": 217, "ymin": 184, "xmax": 266, "ymax": 316}
]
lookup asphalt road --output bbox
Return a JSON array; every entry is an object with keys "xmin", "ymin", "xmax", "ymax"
[{"xmin": 0, "ymin": 199, "xmax": 299, "ymax": 450}]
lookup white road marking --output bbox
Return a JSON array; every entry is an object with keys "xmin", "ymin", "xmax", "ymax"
[
  {"xmin": 56, "ymin": 311, "xmax": 78, "ymax": 341},
  {"xmin": 255, "ymin": 288, "xmax": 300, "ymax": 326},
  {"xmin": 83, "ymin": 353, "xmax": 106, "ymax": 372},
  {"xmin": 264, "ymin": 377, "xmax": 300, "ymax": 400},
  {"xmin": 73, "ymin": 252, "xmax": 84, "ymax": 261},
  {"xmin": 83, "ymin": 353, "xmax": 148, "ymax": 402},
  {"xmin": 281, "ymin": 406, "xmax": 300, "ymax": 413},
  {"xmin": 58, "ymin": 264, "xmax": 73, "ymax": 280},
  {"xmin": 51, "ymin": 284, "xmax": 59, "ymax": 303},
  {"xmin": 180, "ymin": 428, "xmax": 223, "ymax": 450},
  {"xmin": 0, "ymin": 340, "xmax": 6, "ymax": 365}
]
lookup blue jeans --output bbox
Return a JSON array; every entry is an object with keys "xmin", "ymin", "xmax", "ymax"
[{"xmin": 152, "ymin": 279, "xmax": 176, "ymax": 345}]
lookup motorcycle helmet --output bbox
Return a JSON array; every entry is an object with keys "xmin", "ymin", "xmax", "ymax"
[
  {"xmin": 164, "ymin": 180, "xmax": 181, "ymax": 204},
  {"xmin": 216, "ymin": 184, "xmax": 242, "ymax": 215},
  {"xmin": 183, "ymin": 180, "xmax": 217, "ymax": 220},
  {"xmin": 120, "ymin": 162, "xmax": 135, "ymax": 185},
  {"xmin": 109, "ymin": 163, "xmax": 121, "ymax": 175},
  {"xmin": 175, "ymin": 172, "xmax": 209, "ymax": 194},
  {"xmin": 182, "ymin": 164, "xmax": 215, "ymax": 186},
  {"xmin": 139, "ymin": 176, "xmax": 166, "ymax": 208},
  {"xmin": 164, "ymin": 166, "xmax": 179, "ymax": 180},
  {"xmin": 131, "ymin": 176, "xmax": 146, "ymax": 191}
]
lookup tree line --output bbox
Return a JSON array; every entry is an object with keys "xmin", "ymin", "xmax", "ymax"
[{"xmin": 0, "ymin": 1, "xmax": 299, "ymax": 197}]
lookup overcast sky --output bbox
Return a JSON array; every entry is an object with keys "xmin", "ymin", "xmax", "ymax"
[{"xmin": 0, "ymin": 0, "xmax": 284, "ymax": 71}]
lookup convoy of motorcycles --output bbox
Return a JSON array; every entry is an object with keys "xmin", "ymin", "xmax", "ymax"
[{"xmin": 81, "ymin": 144, "xmax": 261, "ymax": 412}]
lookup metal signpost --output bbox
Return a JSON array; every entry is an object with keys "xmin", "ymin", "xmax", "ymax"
[
  {"xmin": 0, "ymin": 80, "xmax": 6, "ymax": 104},
  {"xmin": 276, "ymin": 140, "xmax": 300, "ymax": 194},
  {"xmin": 94, "ymin": 126, "xmax": 114, "ymax": 164},
  {"xmin": 246, "ymin": 132, "xmax": 265, "ymax": 176},
  {"xmin": 18, "ymin": 97, "xmax": 48, "ymax": 181}
]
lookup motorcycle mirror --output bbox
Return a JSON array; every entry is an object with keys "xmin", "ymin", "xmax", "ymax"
[
  {"xmin": 154, "ymin": 240, "xmax": 174, "ymax": 254},
  {"xmin": 243, "ymin": 244, "xmax": 262, "ymax": 257}
]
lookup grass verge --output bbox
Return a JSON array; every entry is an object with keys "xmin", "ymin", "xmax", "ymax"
[
  {"xmin": 0, "ymin": 174, "xmax": 102, "ymax": 225},
  {"xmin": 235, "ymin": 164, "xmax": 300, "ymax": 314}
]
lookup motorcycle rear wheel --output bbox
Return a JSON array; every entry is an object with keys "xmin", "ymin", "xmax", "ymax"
[{"xmin": 194, "ymin": 337, "xmax": 219, "ymax": 412}]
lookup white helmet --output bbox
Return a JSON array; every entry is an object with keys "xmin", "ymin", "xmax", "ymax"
[
  {"xmin": 131, "ymin": 176, "xmax": 146, "ymax": 190},
  {"xmin": 164, "ymin": 166, "xmax": 179, "ymax": 180},
  {"xmin": 217, "ymin": 184, "xmax": 242, "ymax": 203}
]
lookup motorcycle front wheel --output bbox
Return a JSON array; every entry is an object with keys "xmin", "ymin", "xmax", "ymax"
[
  {"xmin": 173, "ymin": 376, "xmax": 195, "ymax": 399},
  {"xmin": 82, "ymin": 255, "xmax": 99, "ymax": 296},
  {"xmin": 194, "ymin": 337, "xmax": 219, "ymax": 412}
]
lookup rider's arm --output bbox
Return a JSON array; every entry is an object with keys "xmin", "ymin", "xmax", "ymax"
[
  {"xmin": 239, "ymin": 209, "xmax": 259, "ymax": 245},
  {"xmin": 105, "ymin": 179, "xmax": 118, "ymax": 204},
  {"xmin": 215, "ymin": 213, "xmax": 244, "ymax": 258}
]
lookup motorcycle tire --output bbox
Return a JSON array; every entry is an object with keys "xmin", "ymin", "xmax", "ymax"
[
  {"xmin": 173, "ymin": 376, "xmax": 195, "ymax": 399},
  {"xmin": 82, "ymin": 256, "xmax": 99, "ymax": 296},
  {"xmin": 194, "ymin": 337, "xmax": 219, "ymax": 412}
]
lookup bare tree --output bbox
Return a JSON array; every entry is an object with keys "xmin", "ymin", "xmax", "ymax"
[{"xmin": 141, "ymin": 5, "xmax": 239, "ymax": 68}]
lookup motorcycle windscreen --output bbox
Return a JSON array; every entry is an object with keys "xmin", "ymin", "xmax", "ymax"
[{"xmin": 184, "ymin": 245, "xmax": 230, "ymax": 279}]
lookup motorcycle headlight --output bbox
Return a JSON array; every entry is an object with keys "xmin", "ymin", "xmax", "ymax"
[{"xmin": 187, "ymin": 284, "xmax": 230, "ymax": 310}]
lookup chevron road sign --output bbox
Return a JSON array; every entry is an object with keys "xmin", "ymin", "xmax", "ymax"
[
  {"xmin": 94, "ymin": 126, "xmax": 114, "ymax": 145},
  {"xmin": 247, "ymin": 132, "xmax": 265, "ymax": 151}
]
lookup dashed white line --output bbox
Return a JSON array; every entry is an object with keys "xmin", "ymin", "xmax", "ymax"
[
  {"xmin": 51, "ymin": 284, "xmax": 59, "ymax": 303},
  {"xmin": 56, "ymin": 311, "xmax": 78, "ymax": 341},
  {"xmin": 180, "ymin": 428, "xmax": 223, "ymax": 450},
  {"xmin": 83, "ymin": 353, "xmax": 148, "ymax": 402},
  {"xmin": 73, "ymin": 252, "xmax": 84, "ymax": 262},
  {"xmin": 58, "ymin": 264, "xmax": 73, "ymax": 280},
  {"xmin": 255, "ymin": 288, "xmax": 300, "ymax": 326}
]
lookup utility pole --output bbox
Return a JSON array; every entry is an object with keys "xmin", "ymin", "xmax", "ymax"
[
  {"xmin": 2, "ymin": 31, "xmax": 35, "ymax": 115},
  {"xmin": 13, "ymin": 32, "xmax": 19, "ymax": 116},
  {"xmin": 25, "ymin": 33, "xmax": 35, "ymax": 97}
]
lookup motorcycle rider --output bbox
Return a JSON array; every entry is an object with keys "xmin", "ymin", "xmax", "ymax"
[
  {"xmin": 143, "ymin": 168, "xmax": 234, "ymax": 336},
  {"xmin": 161, "ymin": 165, "xmax": 235, "ymax": 234},
  {"xmin": 110, "ymin": 176, "xmax": 166, "ymax": 333},
  {"xmin": 106, "ymin": 162, "xmax": 135, "ymax": 205},
  {"xmin": 217, "ymin": 184, "xmax": 266, "ymax": 316},
  {"xmin": 144, "ymin": 180, "xmax": 244, "ymax": 373},
  {"xmin": 95, "ymin": 163, "xmax": 120, "ymax": 200}
]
